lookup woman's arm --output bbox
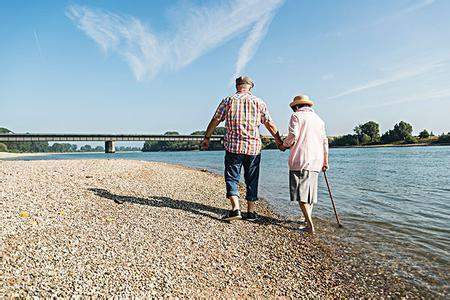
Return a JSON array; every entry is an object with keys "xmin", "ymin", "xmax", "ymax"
[{"xmin": 283, "ymin": 114, "xmax": 299, "ymax": 149}]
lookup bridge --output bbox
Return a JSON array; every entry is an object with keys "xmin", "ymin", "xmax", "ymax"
[{"xmin": 0, "ymin": 134, "xmax": 224, "ymax": 153}]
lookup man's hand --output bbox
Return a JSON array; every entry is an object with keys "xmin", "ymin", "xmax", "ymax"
[
  {"xmin": 201, "ymin": 137, "xmax": 210, "ymax": 150},
  {"xmin": 277, "ymin": 141, "xmax": 287, "ymax": 152},
  {"xmin": 322, "ymin": 163, "xmax": 329, "ymax": 172}
]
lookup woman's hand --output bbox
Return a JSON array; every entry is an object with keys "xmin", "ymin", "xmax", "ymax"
[{"xmin": 277, "ymin": 141, "xmax": 287, "ymax": 152}]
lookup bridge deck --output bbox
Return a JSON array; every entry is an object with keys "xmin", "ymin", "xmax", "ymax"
[{"xmin": 0, "ymin": 134, "xmax": 223, "ymax": 142}]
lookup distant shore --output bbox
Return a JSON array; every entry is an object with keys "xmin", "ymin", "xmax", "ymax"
[
  {"xmin": 331, "ymin": 142, "xmax": 450, "ymax": 149},
  {"xmin": 2, "ymin": 142, "xmax": 449, "ymax": 159},
  {"xmin": 0, "ymin": 159, "xmax": 428, "ymax": 298}
]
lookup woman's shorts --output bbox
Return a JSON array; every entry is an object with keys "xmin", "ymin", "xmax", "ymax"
[{"xmin": 289, "ymin": 170, "xmax": 319, "ymax": 204}]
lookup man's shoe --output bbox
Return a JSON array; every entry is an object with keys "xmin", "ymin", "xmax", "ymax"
[
  {"xmin": 246, "ymin": 211, "xmax": 259, "ymax": 221},
  {"xmin": 221, "ymin": 209, "xmax": 242, "ymax": 221}
]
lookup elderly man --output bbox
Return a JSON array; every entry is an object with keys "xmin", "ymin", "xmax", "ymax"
[
  {"xmin": 202, "ymin": 76, "xmax": 283, "ymax": 221},
  {"xmin": 281, "ymin": 95, "xmax": 329, "ymax": 234}
]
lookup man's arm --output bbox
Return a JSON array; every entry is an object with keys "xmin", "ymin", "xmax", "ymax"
[
  {"xmin": 202, "ymin": 99, "xmax": 227, "ymax": 150},
  {"xmin": 264, "ymin": 120, "xmax": 283, "ymax": 149},
  {"xmin": 260, "ymin": 102, "xmax": 283, "ymax": 150},
  {"xmin": 201, "ymin": 117, "xmax": 221, "ymax": 150}
]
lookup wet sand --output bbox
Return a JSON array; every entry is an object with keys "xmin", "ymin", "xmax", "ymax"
[{"xmin": 0, "ymin": 159, "xmax": 427, "ymax": 298}]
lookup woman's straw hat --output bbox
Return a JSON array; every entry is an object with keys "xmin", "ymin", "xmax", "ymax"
[{"xmin": 289, "ymin": 94, "xmax": 314, "ymax": 107}]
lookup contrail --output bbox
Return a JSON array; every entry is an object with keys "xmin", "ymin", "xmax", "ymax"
[
  {"xmin": 34, "ymin": 30, "xmax": 43, "ymax": 59},
  {"xmin": 232, "ymin": 12, "xmax": 274, "ymax": 82}
]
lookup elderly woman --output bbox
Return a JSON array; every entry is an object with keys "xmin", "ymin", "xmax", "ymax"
[{"xmin": 281, "ymin": 95, "xmax": 329, "ymax": 234}]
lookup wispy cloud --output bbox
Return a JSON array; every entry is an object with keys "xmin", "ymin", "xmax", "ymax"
[
  {"xmin": 33, "ymin": 30, "xmax": 43, "ymax": 59},
  {"xmin": 66, "ymin": 5, "xmax": 163, "ymax": 80},
  {"xmin": 66, "ymin": 1, "xmax": 284, "ymax": 81},
  {"xmin": 322, "ymin": 0, "xmax": 437, "ymax": 40},
  {"xmin": 327, "ymin": 59, "xmax": 447, "ymax": 100},
  {"xmin": 361, "ymin": 87, "xmax": 450, "ymax": 109},
  {"xmin": 399, "ymin": 0, "xmax": 435, "ymax": 15}
]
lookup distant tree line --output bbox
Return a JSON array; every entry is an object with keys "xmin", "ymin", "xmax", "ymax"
[
  {"xmin": 142, "ymin": 127, "xmax": 279, "ymax": 152},
  {"xmin": 142, "ymin": 128, "xmax": 226, "ymax": 152},
  {"xmin": 116, "ymin": 146, "xmax": 141, "ymax": 152},
  {"xmin": 330, "ymin": 121, "xmax": 449, "ymax": 147}
]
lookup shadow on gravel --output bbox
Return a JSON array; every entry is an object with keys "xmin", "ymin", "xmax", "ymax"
[{"xmin": 89, "ymin": 188, "xmax": 295, "ymax": 230}]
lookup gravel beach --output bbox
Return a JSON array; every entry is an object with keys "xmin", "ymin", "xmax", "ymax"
[{"xmin": 0, "ymin": 159, "xmax": 427, "ymax": 298}]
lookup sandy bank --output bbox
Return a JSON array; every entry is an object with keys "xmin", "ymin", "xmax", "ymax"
[{"xmin": 0, "ymin": 159, "xmax": 425, "ymax": 298}]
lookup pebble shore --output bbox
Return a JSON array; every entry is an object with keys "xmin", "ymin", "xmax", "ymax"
[{"xmin": 0, "ymin": 159, "xmax": 427, "ymax": 298}]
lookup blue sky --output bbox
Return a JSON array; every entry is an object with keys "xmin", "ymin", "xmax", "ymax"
[{"xmin": 1, "ymin": 0, "xmax": 449, "ymax": 137}]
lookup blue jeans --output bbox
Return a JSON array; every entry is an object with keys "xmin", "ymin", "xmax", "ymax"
[{"xmin": 224, "ymin": 151, "xmax": 261, "ymax": 201}]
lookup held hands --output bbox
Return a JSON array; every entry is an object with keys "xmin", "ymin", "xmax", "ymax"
[
  {"xmin": 276, "ymin": 139, "xmax": 287, "ymax": 152},
  {"xmin": 201, "ymin": 137, "xmax": 210, "ymax": 150},
  {"xmin": 278, "ymin": 143, "xmax": 287, "ymax": 152}
]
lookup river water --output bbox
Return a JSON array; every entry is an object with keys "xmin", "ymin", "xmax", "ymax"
[{"xmin": 7, "ymin": 146, "xmax": 450, "ymax": 295}]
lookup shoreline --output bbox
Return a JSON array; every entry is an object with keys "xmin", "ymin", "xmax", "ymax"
[
  {"xmin": 2, "ymin": 142, "xmax": 449, "ymax": 159},
  {"xmin": 0, "ymin": 152, "xmax": 52, "ymax": 159},
  {"xmin": 0, "ymin": 159, "xmax": 433, "ymax": 298},
  {"xmin": 331, "ymin": 142, "xmax": 450, "ymax": 149},
  {"xmin": 0, "ymin": 151, "xmax": 143, "ymax": 159}
]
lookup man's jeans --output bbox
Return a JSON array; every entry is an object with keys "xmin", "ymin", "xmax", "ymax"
[{"xmin": 224, "ymin": 151, "xmax": 261, "ymax": 201}]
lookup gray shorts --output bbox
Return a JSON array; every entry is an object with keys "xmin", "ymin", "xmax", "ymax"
[{"xmin": 289, "ymin": 170, "xmax": 319, "ymax": 204}]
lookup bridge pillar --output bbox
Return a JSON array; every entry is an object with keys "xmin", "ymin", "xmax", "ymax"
[{"xmin": 105, "ymin": 141, "xmax": 115, "ymax": 153}]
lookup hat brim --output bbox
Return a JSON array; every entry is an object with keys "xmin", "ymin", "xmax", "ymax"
[{"xmin": 289, "ymin": 99, "xmax": 314, "ymax": 107}]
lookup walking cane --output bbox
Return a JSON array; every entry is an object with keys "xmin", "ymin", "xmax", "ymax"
[{"xmin": 323, "ymin": 171, "xmax": 343, "ymax": 228}]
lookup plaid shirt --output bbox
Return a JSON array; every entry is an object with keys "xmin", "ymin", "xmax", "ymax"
[{"xmin": 214, "ymin": 91, "xmax": 272, "ymax": 155}]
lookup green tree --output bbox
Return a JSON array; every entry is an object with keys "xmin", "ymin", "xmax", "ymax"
[
  {"xmin": 0, "ymin": 127, "xmax": 12, "ymax": 133},
  {"xmin": 358, "ymin": 121, "xmax": 380, "ymax": 143},
  {"xmin": 394, "ymin": 121, "xmax": 413, "ymax": 140},
  {"xmin": 380, "ymin": 130, "xmax": 395, "ymax": 144},
  {"xmin": 0, "ymin": 143, "xmax": 7, "ymax": 152},
  {"xmin": 360, "ymin": 133, "xmax": 371, "ymax": 144},
  {"xmin": 437, "ymin": 133, "xmax": 450, "ymax": 144},
  {"xmin": 213, "ymin": 127, "xmax": 227, "ymax": 135},
  {"xmin": 330, "ymin": 134, "xmax": 359, "ymax": 146},
  {"xmin": 5, "ymin": 141, "xmax": 49, "ymax": 152},
  {"xmin": 50, "ymin": 143, "xmax": 75, "ymax": 152},
  {"xmin": 404, "ymin": 135, "xmax": 418, "ymax": 144},
  {"xmin": 80, "ymin": 145, "xmax": 93, "ymax": 151},
  {"xmin": 191, "ymin": 127, "xmax": 226, "ymax": 136},
  {"xmin": 419, "ymin": 129, "xmax": 430, "ymax": 139},
  {"xmin": 381, "ymin": 121, "xmax": 414, "ymax": 143}
]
